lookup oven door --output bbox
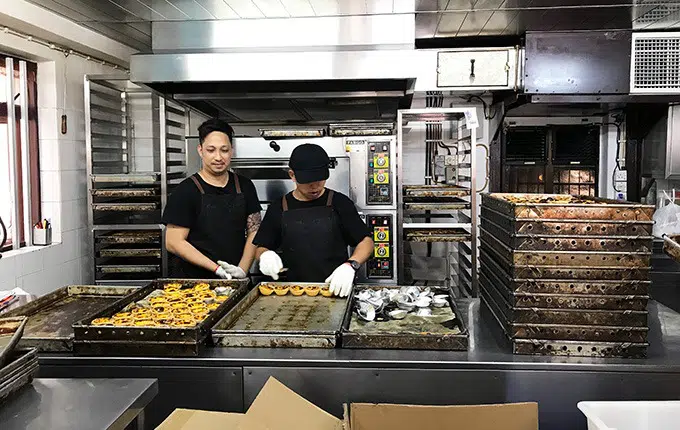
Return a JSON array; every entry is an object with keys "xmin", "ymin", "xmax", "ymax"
[{"xmin": 230, "ymin": 157, "xmax": 350, "ymax": 205}]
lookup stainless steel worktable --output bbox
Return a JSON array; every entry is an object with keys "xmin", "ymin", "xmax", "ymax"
[
  {"xmin": 36, "ymin": 299, "xmax": 680, "ymax": 430},
  {"xmin": 0, "ymin": 378, "xmax": 158, "ymax": 430}
]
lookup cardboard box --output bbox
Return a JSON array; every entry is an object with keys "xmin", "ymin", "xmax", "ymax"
[{"xmin": 156, "ymin": 377, "xmax": 538, "ymax": 430}]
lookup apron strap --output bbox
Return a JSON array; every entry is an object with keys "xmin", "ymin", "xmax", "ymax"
[
  {"xmin": 326, "ymin": 189, "xmax": 334, "ymax": 206},
  {"xmin": 233, "ymin": 173, "xmax": 242, "ymax": 194},
  {"xmin": 282, "ymin": 195, "xmax": 289, "ymax": 212},
  {"xmin": 190, "ymin": 175, "xmax": 205, "ymax": 195}
]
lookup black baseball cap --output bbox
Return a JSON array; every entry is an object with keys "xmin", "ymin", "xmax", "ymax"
[{"xmin": 289, "ymin": 144, "xmax": 330, "ymax": 184}]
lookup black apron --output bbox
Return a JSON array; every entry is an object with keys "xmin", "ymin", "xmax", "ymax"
[
  {"xmin": 280, "ymin": 190, "xmax": 349, "ymax": 282},
  {"xmin": 168, "ymin": 173, "xmax": 247, "ymax": 279}
]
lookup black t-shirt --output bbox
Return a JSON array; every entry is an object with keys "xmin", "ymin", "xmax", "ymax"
[
  {"xmin": 162, "ymin": 172, "xmax": 261, "ymax": 228},
  {"xmin": 253, "ymin": 189, "xmax": 370, "ymax": 251}
]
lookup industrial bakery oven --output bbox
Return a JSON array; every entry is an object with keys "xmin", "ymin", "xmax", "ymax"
[{"xmin": 230, "ymin": 131, "xmax": 398, "ymax": 284}]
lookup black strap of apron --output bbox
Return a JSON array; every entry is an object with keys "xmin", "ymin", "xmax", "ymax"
[
  {"xmin": 191, "ymin": 173, "xmax": 241, "ymax": 194},
  {"xmin": 190, "ymin": 175, "xmax": 205, "ymax": 194},
  {"xmin": 282, "ymin": 189, "xmax": 334, "ymax": 212}
]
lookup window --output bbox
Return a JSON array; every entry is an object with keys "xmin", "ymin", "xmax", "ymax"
[{"xmin": 1, "ymin": 55, "xmax": 40, "ymax": 251}]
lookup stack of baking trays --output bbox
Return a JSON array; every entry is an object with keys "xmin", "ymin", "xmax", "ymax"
[
  {"xmin": 401, "ymin": 185, "xmax": 475, "ymax": 294},
  {"xmin": 479, "ymin": 193, "xmax": 654, "ymax": 358},
  {"xmin": 0, "ymin": 317, "xmax": 38, "ymax": 404},
  {"xmin": 90, "ymin": 173, "xmax": 164, "ymax": 284},
  {"xmin": 73, "ymin": 279, "xmax": 248, "ymax": 356}
]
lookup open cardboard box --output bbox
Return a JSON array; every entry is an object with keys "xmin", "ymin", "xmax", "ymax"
[{"xmin": 157, "ymin": 377, "xmax": 538, "ymax": 430}]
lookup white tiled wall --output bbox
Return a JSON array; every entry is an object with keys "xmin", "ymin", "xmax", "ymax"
[{"xmin": 0, "ymin": 21, "xmax": 130, "ymax": 296}]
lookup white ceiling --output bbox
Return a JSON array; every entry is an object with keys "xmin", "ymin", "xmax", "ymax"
[{"xmin": 21, "ymin": 0, "xmax": 680, "ymax": 51}]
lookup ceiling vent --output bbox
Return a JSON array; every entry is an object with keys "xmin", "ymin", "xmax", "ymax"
[{"xmin": 631, "ymin": 32, "xmax": 680, "ymax": 93}]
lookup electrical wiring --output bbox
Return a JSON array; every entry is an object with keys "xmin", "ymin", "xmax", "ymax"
[{"xmin": 461, "ymin": 95, "xmax": 498, "ymax": 120}]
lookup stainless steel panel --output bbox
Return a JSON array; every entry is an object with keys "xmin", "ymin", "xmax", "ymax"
[
  {"xmin": 151, "ymin": 15, "xmax": 415, "ymax": 51},
  {"xmin": 347, "ymin": 137, "xmax": 397, "ymax": 211}
]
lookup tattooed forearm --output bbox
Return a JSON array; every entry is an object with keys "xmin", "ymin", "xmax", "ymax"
[{"xmin": 246, "ymin": 212, "xmax": 262, "ymax": 234}]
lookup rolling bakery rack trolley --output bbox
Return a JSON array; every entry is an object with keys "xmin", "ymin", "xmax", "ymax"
[
  {"xmin": 397, "ymin": 108, "xmax": 478, "ymax": 296},
  {"xmin": 85, "ymin": 75, "xmax": 194, "ymax": 285}
]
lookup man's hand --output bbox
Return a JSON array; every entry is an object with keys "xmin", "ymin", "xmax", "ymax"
[
  {"xmin": 325, "ymin": 263, "xmax": 355, "ymax": 297},
  {"xmin": 259, "ymin": 251, "xmax": 283, "ymax": 280},
  {"xmin": 217, "ymin": 261, "xmax": 247, "ymax": 279},
  {"xmin": 214, "ymin": 265, "xmax": 233, "ymax": 279}
]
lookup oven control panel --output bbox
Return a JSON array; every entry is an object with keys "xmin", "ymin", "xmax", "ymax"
[
  {"xmin": 366, "ymin": 214, "xmax": 393, "ymax": 279},
  {"xmin": 366, "ymin": 142, "xmax": 392, "ymax": 205}
]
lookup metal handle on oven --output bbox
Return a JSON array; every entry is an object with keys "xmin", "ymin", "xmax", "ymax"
[{"xmin": 476, "ymin": 143, "xmax": 489, "ymax": 193}]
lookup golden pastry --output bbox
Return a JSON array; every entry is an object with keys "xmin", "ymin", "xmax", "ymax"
[
  {"xmin": 320, "ymin": 287, "xmax": 333, "ymax": 297},
  {"xmin": 164, "ymin": 283, "xmax": 182, "ymax": 291},
  {"xmin": 290, "ymin": 286, "xmax": 305, "ymax": 296},
  {"xmin": 193, "ymin": 283, "xmax": 210, "ymax": 291},
  {"xmin": 91, "ymin": 317, "xmax": 112, "ymax": 326},
  {"xmin": 304, "ymin": 286, "xmax": 320, "ymax": 297},
  {"xmin": 274, "ymin": 286, "xmax": 289, "ymax": 296},
  {"xmin": 258, "ymin": 284, "xmax": 274, "ymax": 296},
  {"xmin": 113, "ymin": 312, "xmax": 131, "ymax": 320},
  {"xmin": 207, "ymin": 303, "xmax": 220, "ymax": 311}
]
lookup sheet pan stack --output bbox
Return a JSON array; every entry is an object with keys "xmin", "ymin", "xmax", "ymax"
[{"xmin": 479, "ymin": 193, "xmax": 654, "ymax": 358}]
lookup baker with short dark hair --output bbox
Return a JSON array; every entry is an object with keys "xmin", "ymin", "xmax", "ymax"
[
  {"xmin": 162, "ymin": 118, "xmax": 261, "ymax": 279},
  {"xmin": 253, "ymin": 143, "xmax": 374, "ymax": 297}
]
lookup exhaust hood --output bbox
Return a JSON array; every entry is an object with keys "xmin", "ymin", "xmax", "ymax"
[{"xmin": 130, "ymin": 50, "xmax": 416, "ymax": 125}]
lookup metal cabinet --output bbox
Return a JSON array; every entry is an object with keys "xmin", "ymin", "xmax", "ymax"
[{"xmin": 437, "ymin": 48, "xmax": 517, "ymax": 90}]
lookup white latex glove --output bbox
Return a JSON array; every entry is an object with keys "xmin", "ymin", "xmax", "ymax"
[
  {"xmin": 325, "ymin": 263, "xmax": 355, "ymax": 298},
  {"xmin": 259, "ymin": 251, "xmax": 283, "ymax": 280},
  {"xmin": 217, "ymin": 261, "xmax": 247, "ymax": 279},
  {"xmin": 214, "ymin": 266, "xmax": 233, "ymax": 280}
]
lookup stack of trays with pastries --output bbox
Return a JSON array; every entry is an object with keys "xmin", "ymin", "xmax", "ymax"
[{"xmin": 479, "ymin": 193, "xmax": 654, "ymax": 358}]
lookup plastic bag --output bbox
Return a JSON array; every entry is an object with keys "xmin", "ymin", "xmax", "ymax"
[{"xmin": 653, "ymin": 202, "xmax": 680, "ymax": 237}]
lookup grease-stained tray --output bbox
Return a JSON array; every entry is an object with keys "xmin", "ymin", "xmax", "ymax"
[
  {"xmin": 3, "ymin": 285, "xmax": 137, "ymax": 352},
  {"xmin": 0, "ymin": 317, "xmax": 27, "ymax": 368},
  {"xmin": 481, "ymin": 215, "xmax": 653, "ymax": 253},
  {"xmin": 341, "ymin": 285, "xmax": 468, "ymax": 351},
  {"xmin": 73, "ymin": 279, "xmax": 249, "ymax": 357},
  {"xmin": 480, "ymin": 273, "xmax": 648, "ymax": 327},
  {"xmin": 481, "ymin": 193, "xmax": 654, "ymax": 221},
  {"xmin": 480, "ymin": 248, "xmax": 650, "ymax": 295},
  {"xmin": 0, "ymin": 348, "xmax": 39, "ymax": 404},
  {"xmin": 212, "ymin": 282, "xmax": 348, "ymax": 348}
]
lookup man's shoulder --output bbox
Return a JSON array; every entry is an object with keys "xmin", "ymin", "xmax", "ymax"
[
  {"xmin": 328, "ymin": 189, "xmax": 354, "ymax": 206},
  {"xmin": 172, "ymin": 174, "xmax": 201, "ymax": 195},
  {"xmin": 233, "ymin": 172, "xmax": 256, "ymax": 189}
]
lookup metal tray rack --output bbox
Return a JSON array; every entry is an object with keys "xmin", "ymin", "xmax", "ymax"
[
  {"xmin": 397, "ymin": 109, "xmax": 479, "ymax": 297},
  {"xmin": 86, "ymin": 76, "xmax": 196, "ymax": 285},
  {"xmin": 3, "ymin": 285, "xmax": 137, "ymax": 352},
  {"xmin": 73, "ymin": 279, "xmax": 248, "ymax": 357},
  {"xmin": 0, "ymin": 348, "xmax": 39, "ymax": 404},
  {"xmin": 212, "ymin": 282, "xmax": 349, "ymax": 348},
  {"xmin": 479, "ymin": 193, "xmax": 653, "ymax": 358},
  {"xmin": 340, "ymin": 285, "xmax": 468, "ymax": 351}
]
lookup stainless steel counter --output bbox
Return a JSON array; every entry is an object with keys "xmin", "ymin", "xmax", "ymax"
[
  {"xmin": 35, "ymin": 299, "xmax": 680, "ymax": 430},
  {"xmin": 0, "ymin": 378, "xmax": 158, "ymax": 430}
]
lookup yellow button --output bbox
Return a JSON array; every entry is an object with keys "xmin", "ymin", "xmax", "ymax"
[
  {"xmin": 373, "ymin": 155, "xmax": 389, "ymax": 168},
  {"xmin": 374, "ymin": 244, "xmax": 390, "ymax": 258},
  {"xmin": 374, "ymin": 228, "xmax": 389, "ymax": 242}
]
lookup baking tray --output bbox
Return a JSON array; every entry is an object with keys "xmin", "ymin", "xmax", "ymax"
[
  {"xmin": 73, "ymin": 279, "xmax": 248, "ymax": 357},
  {"xmin": 91, "ymin": 173, "xmax": 159, "ymax": 184},
  {"xmin": 0, "ymin": 317, "xmax": 27, "ymax": 368},
  {"xmin": 480, "ymin": 269, "xmax": 649, "ymax": 311},
  {"xmin": 212, "ymin": 282, "xmax": 348, "ymax": 348},
  {"xmin": 480, "ymin": 275, "xmax": 647, "ymax": 327},
  {"xmin": 480, "ymin": 249, "xmax": 650, "ymax": 295},
  {"xmin": 512, "ymin": 338, "xmax": 647, "ymax": 358},
  {"xmin": 480, "ymin": 245, "xmax": 650, "ymax": 282},
  {"xmin": 98, "ymin": 247, "xmax": 162, "ymax": 258},
  {"xmin": 480, "ymin": 229, "xmax": 651, "ymax": 268},
  {"xmin": 92, "ymin": 202, "xmax": 158, "ymax": 211},
  {"xmin": 662, "ymin": 235, "xmax": 680, "ymax": 264},
  {"xmin": 403, "ymin": 184, "xmax": 470, "ymax": 199},
  {"xmin": 404, "ymin": 227, "xmax": 471, "ymax": 243},
  {"xmin": 481, "ymin": 206, "xmax": 653, "ymax": 236},
  {"xmin": 3, "ymin": 285, "xmax": 137, "ymax": 352},
  {"xmin": 0, "ymin": 348, "xmax": 39, "ymax": 404},
  {"xmin": 481, "ymin": 287, "xmax": 648, "ymax": 343},
  {"xmin": 481, "ymin": 193, "xmax": 655, "ymax": 221},
  {"xmin": 97, "ymin": 263, "xmax": 160, "ymax": 274},
  {"xmin": 95, "ymin": 231, "xmax": 161, "ymax": 245},
  {"xmin": 340, "ymin": 285, "xmax": 468, "ymax": 351},
  {"xmin": 481, "ymin": 216, "xmax": 652, "ymax": 253},
  {"xmin": 403, "ymin": 201, "xmax": 471, "ymax": 211},
  {"xmin": 91, "ymin": 188, "xmax": 158, "ymax": 198}
]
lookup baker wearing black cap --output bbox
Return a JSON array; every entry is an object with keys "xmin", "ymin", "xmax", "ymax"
[{"xmin": 253, "ymin": 143, "xmax": 374, "ymax": 297}]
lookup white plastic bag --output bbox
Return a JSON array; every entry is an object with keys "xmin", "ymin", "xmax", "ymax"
[{"xmin": 653, "ymin": 202, "xmax": 680, "ymax": 237}]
